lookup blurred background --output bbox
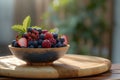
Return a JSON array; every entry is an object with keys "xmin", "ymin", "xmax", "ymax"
[{"xmin": 0, "ymin": 0, "xmax": 119, "ymax": 63}]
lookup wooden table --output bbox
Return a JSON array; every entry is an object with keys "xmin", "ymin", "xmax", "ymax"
[{"xmin": 0, "ymin": 64, "xmax": 120, "ymax": 80}]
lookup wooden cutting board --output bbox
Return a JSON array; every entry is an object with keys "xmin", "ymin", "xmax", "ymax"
[{"xmin": 0, "ymin": 54, "xmax": 111, "ymax": 79}]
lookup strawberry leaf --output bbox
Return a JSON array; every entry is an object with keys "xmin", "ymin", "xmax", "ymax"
[{"xmin": 23, "ymin": 16, "xmax": 31, "ymax": 32}]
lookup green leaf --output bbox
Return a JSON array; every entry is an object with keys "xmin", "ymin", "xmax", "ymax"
[
  {"xmin": 23, "ymin": 16, "xmax": 31, "ymax": 32},
  {"xmin": 32, "ymin": 26, "xmax": 42, "ymax": 29},
  {"xmin": 49, "ymin": 28, "xmax": 59, "ymax": 33},
  {"xmin": 12, "ymin": 25, "xmax": 24, "ymax": 33}
]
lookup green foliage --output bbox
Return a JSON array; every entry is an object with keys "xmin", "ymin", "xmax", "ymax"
[
  {"xmin": 12, "ymin": 25, "xmax": 25, "ymax": 35},
  {"xmin": 46, "ymin": 0, "xmax": 108, "ymax": 54},
  {"xmin": 12, "ymin": 16, "xmax": 57, "ymax": 35},
  {"xmin": 23, "ymin": 16, "xmax": 31, "ymax": 32},
  {"xmin": 12, "ymin": 16, "xmax": 31, "ymax": 34}
]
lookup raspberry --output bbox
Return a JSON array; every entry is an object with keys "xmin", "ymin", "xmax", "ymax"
[
  {"xmin": 49, "ymin": 38, "xmax": 56, "ymax": 45},
  {"xmin": 42, "ymin": 40, "xmax": 51, "ymax": 48},
  {"xmin": 44, "ymin": 32, "xmax": 53, "ymax": 39}
]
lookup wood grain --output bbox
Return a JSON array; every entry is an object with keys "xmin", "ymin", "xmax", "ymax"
[{"xmin": 0, "ymin": 54, "xmax": 111, "ymax": 79}]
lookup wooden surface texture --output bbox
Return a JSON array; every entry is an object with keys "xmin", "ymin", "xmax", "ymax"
[{"xmin": 0, "ymin": 54, "xmax": 111, "ymax": 79}]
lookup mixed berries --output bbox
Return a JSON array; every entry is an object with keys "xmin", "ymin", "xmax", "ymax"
[{"xmin": 11, "ymin": 28, "xmax": 68, "ymax": 48}]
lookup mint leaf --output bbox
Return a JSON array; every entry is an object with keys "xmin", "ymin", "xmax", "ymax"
[
  {"xmin": 12, "ymin": 25, "xmax": 24, "ymax": 33},
  {"xmin": 49, "ymin": 28, "xmax": 59, "ymax": 33},
  {"xmin": 32, "ymin": 26, "xmax": 41, "ymax": 29},
  {"xmin": 23, "ymin": 16, "xmax": 31, "ymax": 32}
]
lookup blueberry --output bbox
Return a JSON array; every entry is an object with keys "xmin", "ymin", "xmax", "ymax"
[
  {"xmin": 59, "ymin": 38, "xmax": 65, "ymax": 43},
  {"xmin": 28, "ymin": 45, "xmax": 34, "ymax": 48},
  {"xmin": 39, "ymin": 34, "xmax": 44, "ymax": 40},
  {"xmin": 51, "ymin": 45, "xmax": 56, "ymax": 48},
  {"xmin": 12, "ymin": 40, "xmax": 16, "ymax": 47},
  {"xmin": 27, "ymin": 27, "xmax": 32, "ymax": 32},
  {"xmin": 33, "ymin": 41, "xmax": 38, "ymax": 48},
  {"xmin": 14, "ymin": 42, "xmax": 19, "ymax": 47},
  {"xmin": 28, "ymin": 41, "xmax": 33, "ymax": 46},
  {"xmin": 55, "ymin": 42, "xmax": 62, "ymax": 47},
  {"xmin": 37, "ymin": 29, "xmax": 42, "ymax": 34},
  {"xmin": 53, "ymin": 33, "xmax": 58, "ymax": 39},
  {"xmin": 38, "ymin": 45, "xmax": 42, "ymax": 48},
  {"xmin": 22, "ymin": 33, "xmax": 28, "ymax": 38},
  {"xmin": 56, "ymin": 39, "xmax": 59, "ymax": 43},
  {"xmin": 38, "ymin": 39, "xmax": 43, "ymax": 45}
]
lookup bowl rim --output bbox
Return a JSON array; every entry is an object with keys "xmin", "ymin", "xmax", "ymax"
[{"xmin": 8, "ymin": 44, "xmax": 70, "ymax": 49}]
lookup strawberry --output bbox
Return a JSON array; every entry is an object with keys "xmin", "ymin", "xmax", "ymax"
[
  {"xmin": 44, "ymin": 32, "xmax": 53, "ymax": 39},
  {"xmin": 61, "ymin": 35, "xmax": 68, "ymax": 45},
  {"xmin": 18, "ymin": 38, "xmax": 27, "ymax": 47}
]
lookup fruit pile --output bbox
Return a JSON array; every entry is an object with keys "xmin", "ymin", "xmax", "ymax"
[{"xmin": 11, "ymin": 16, "xmax": 68, "ymax": 48}]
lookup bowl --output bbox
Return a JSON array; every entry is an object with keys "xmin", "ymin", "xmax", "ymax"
[{"xmin": 8, "ymin": 45, "xmax": 70, "ymax": 65}]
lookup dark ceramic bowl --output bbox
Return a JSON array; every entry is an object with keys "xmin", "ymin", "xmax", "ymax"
[{"xmin": 8, "ymin": 45, "xmax": 70, "ymax": 65}]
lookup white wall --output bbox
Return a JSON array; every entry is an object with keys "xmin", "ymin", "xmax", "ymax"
[
  {"xmin": 0, "ymin": 0, "xmax": 14, "ymax": 44},
  {"xmin": 112, "ymin": 0, "xmax": 120, "ymax": 63}
]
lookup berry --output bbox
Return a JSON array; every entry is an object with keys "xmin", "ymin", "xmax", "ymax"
[
  {"xmin": 49, "ymin": 38, "xmax": 56, "ymax": 45},
  {"xmin": 28, "ymin": 41, "xmax": 33, "ymax": 46},
  {"xmin": 42, "ymin": 30, "xmax": 48, "ymax": 34},
  {"xmin": 38, "ymin": 39, "xmax": 43, "ymax": 45},
  {"xmin": 18, "ymin": 38, "xmax": 27, "ymax": 47},
  {"xmin": 31, "ymin": 33, "xmax": 36, "ymax": 38},
  {"xmin": 12, "ymin": 40, "xmax": 16, "ymax": 47},
  {"xmin": 28, "ymin": 45, "xmax": 34, "ymax": 48},
  {"xmin": 34, "ymin": 30, "xmax": 39, "ymax": 34},
  {"xmin": 27, "ymin": 28, "xmax": 32, "ymax": 32},
  {"xmin": 14, "ymin": 42, "xmax": 20, "ymax": 47},
  {"xmin": 42, "ymin": 40, "xmax": 51, "ymax": 48},
  {"xmin": 51, "ymin": 45, "xmax": 56, "ymax": 48},
  {"xmin": 22, "ymin": 33, "xmax": 28, "ymax": 38},
  {"xmin": 33, "ymin": 41, "xmax": 38, "ymax": 48},
  {"xmin": 59, "ymin": 38, "xmax": 65, "ymax": 43},
  {"xmin": 55, "ymin": 42, "xmax": 62, "ymax": 47},
  {"xmin": 53, "ymin": 33, "xmax": 58, "ymax": 39},
  {"xmin": 61, "ymin": 35, "xmax": 68, "ymax": 45},
  {"xmin": 56, "ymin": 39, "xmax": 60, "ymax": 44},
  {"xmin": 39, "ymin": 34, "xmax": 44, "ymax": 40},
  {"xmin": 37, "ymin": 29, "xmax": 42, "ymax": 34},
  {"xmin": 44, "ymin": 32, "xmax": 53, "ymax": 39},
  {"xmin": 38, "ymin": 45, "xmax": 42, "ymax": 48}
]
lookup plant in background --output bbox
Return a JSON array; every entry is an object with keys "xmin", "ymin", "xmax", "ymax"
[{"xmin": 44, "ymin": 0, "xmax": 108, "ymax": 54}]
